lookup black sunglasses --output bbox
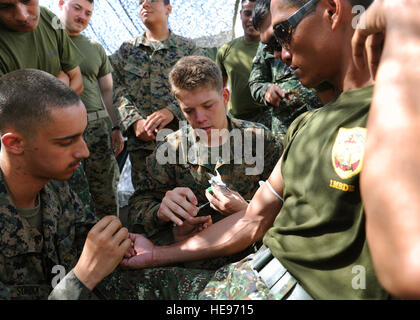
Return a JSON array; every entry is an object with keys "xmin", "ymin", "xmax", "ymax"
[{"xmin": 273, "ymin": 0, "xmax": 320, "ymax": 48}]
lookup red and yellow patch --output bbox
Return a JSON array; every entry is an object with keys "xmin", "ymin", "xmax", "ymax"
[{"xmin": 331, "ymin": 127, "xmax": 366, "ymax": 180}]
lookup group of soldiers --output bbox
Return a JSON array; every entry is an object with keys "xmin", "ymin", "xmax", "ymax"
[{"xmin": 1, "ymin": 0, "xmax": 420, "ymax": 301}]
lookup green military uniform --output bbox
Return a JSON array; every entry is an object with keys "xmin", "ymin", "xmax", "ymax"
[
  {"xmin": 0, "ymin": 170, "xmax": 97, "ymax": 300},
  {"xmin": 110, "ymin": 32, "xmax": 203, "ymax": 189},
  {"xmin": 70, "ymin": 34, "xmax": 119, "ymax": 218},
  {"xmin": 216, "ymin": 37, "xmax": 271, "ymax": 128},
  {"xmin": 0, "ymin": 7, "xmax": 83, "ymax": 77},
  {"xmin": 263, "ymin": 85, "xmax": 390, "ymax": 299},
  {"xmin": 249, "ymin": 42, "xmax": 322, "ymax": 141},
  {"xmin": 128, "ymin": 117, "xmax": 282, "ymax": 270}
]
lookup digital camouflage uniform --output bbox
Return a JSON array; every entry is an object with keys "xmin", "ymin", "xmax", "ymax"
[
  {"xmin": 71, "ymin": 34, "xmax": 120, "ymax": 218},
  {"xmin": 249, "ymin": 42, "xmax": 322, "ymax": 141},
  {"xmin": 1, "ymin": 168, "xmax": 206, "ymax": 300},
  {"xmin": 109, "ymin": 32, "xmax": 204, "ymax": 189},
  {"xmin": 128, "ymin": 117, "xmax": 282, "ymax": 270},
  {"xmin": 0, "ymin": 170, "xmax": 97, "ymax": 300}
]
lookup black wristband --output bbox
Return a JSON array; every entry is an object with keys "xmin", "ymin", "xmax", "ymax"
[{"xmin": 111, "ymin": 125, "xmax": 121, "ymax": 131}]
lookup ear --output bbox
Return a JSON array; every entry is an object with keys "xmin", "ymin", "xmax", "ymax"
[
  {"xmin": 222, "ymin": 87, "xmax": 230, "ymax": 108},
  {"xmin": 1, "ymin": 132, "xmax": 25, "ymax": 155},
  {"xmin": 324, "ymin": 0, "xmax": 343, "ymax": 30},
  {"xmin": 165, "ymin": 3, "xmax": 172, "ymax": 16}
]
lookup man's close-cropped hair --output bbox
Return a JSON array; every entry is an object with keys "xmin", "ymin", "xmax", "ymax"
[
  {"xmin": 169, "ymin": 56, "xmax": 224, "ymax": 98},
  {"xmin": 0, "ymin": 69, "xmax": 81, "ymax": 136},
  {"xmin": 252, "ymin": 0, "xmax": 270, "ymax": 31}
]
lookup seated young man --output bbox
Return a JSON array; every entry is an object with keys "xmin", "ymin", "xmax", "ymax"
[
  {"xmin": 128, "ymin": 55, "xmax": 282, "ymax": 269},
  {"xmin": 0, "ymin": 69, "xmax": 131, "ymax": 300}
]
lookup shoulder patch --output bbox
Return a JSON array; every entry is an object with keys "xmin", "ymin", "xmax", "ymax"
[{"xmin": 331, "ymin": 127, "xmax": 366, "ymax": 180}]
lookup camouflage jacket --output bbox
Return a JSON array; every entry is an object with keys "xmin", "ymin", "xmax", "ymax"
[
  {"xmin": 248, "ymin": 43, "xmax": 322, "ymax": 138},
  {"xmin": 0, "ymin": 172, "xmax": 97, "ymax": 300},
  {"xmin": 128, "ymin": 117, "xmax": 282, "ymax": 269},
  {"xmin": 109, "ymin": 31, "xmax": 203, "ymax": 152}
]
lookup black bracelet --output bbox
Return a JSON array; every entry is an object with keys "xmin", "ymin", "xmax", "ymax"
[{"xmin": 111, "ymin": 125, "xmax": 121, "ymax": 131}]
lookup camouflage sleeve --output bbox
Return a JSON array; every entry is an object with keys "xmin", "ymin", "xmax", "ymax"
[
  {"xmin": 48, "ymin": 269, "xmax": 96, "ymax": 300},
  {"xmin": 109, "ymin": 44, "xmax": 144, "ymax": 133},
  {"xmin": 276, "ymin": 77, "xmax": 322, "ymax": 112},
  {"xmin": 262, "ymin": 128, "xmax": 283, "ymax": 180},
  {"xmin": 127, "ymin": 143, "xmax": 176, "ymax": 237},
  {"xmin": 249, "ymin": 43, "xmax": 273, "ymax": 107}
]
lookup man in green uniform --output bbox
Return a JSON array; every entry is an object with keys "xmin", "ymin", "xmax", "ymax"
[
  {"xmin": 128, "ymin": 55, "xmax": 282, "ymax": 270},
  {"xmin": 216, "ymin": 0, "xmax": 271, "ymax": 128},
  {"xmin": 248, "ymin": 0, "xmax": 323, "ymax": 140},
  {"xmin": 120, "ymin": 0, "xmax": 392, "ymax": 300},
  {"xmin": 0, "ymin": 69, "xmax": 131, "ymax": 299},
  {"xmin": 0, "ymin": 0, "xmax": 84, "ymax": 95},
  {"xmin": 110, "ymin": 0, "xmax": 203, "ymax": 189},
  {"xmin": 58, "ymin": 0, "xmax": 124, "ymax": 218},
  {"xmin": 0, "ymin": 0, "xmax": 93, "ymax": 213}
]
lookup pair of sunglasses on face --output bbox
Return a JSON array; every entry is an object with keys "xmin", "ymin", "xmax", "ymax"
[{"xmin": 265, "ymin": 0, "xmax": 320, "ymax": 54}]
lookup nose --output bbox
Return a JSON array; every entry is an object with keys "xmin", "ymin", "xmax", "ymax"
[
  {"xmin": 277, "ymin": 47, "xmax": 292, "ymax": 66},
  {"xmin": 15, "ymin": 3, "xmax": 30, "ymax": 22},
  {"xmin": 195, "ymin": 109, "xmax": 207, "ymax": 124},
  {"xmin": 74, "ymin": 137, "xmax": 90, "ymax": 160}
]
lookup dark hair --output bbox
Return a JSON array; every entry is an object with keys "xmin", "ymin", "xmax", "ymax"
[
  {"xmin": 0, "ymin": 69, "xmax": 81, "ymax": 136},
  {"xmin": 252, "ymin": 0, "xmax": 270, "ymax": 31},
  {"xmin": 285, "ymin": 0, "xmax": 373, "ymax": 9}
]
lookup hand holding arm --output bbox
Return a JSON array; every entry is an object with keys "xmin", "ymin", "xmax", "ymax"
[{"xmin": 73, "ymin": 216, "xmax": 131, "ymax": 290}]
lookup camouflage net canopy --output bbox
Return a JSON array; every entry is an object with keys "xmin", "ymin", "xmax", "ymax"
[{"xmin": 43, "ymin": 0, "xmax": 242, "ymax": 55}]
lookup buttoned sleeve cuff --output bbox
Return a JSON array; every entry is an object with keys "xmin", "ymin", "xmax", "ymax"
[{"xmin": 48, "ymin": 269, "xmax": 96, "ymax": 300}]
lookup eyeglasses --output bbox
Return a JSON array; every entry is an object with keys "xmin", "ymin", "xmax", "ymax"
[
  {"xmin": 264, "ymin": 36, "xmax": 282, "ymax": 55},
  {"xmin": 273, "ymin": 0, "xmax": 320, "ymax": 49}
]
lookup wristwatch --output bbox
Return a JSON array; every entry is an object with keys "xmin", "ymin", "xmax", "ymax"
[{"xmin": 111, "ymin": 125, "xmax": 121, "ymax": 131}]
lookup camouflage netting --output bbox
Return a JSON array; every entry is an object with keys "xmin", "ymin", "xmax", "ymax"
[{"xmin": 43, "ymin": 0, "xmax": 242, "ymax": 55}]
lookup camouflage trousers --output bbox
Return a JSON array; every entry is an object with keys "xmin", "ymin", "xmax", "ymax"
[
  {"xmin": 96, "ymin": 251, "xmax": 278, "ymax": 300},
  {"xmin": 83, "ymin": 117, "xmax": 120, "ymax": 218},
  {"xmin": 129, "ymin": 148, "xmax": 153, "ymax": 190}
]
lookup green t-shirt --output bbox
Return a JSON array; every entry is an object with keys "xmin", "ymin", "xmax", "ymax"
[
  {"xmin": 216, "ymin": 37, "xmax": 265, "ymax": 118},
  {"xmin": 263, "ymin": 86, "xmax": 390, "ymax": 299},
  {"xmin": 0, "ymin": 6, "xmax": 83, "ymax": 77},
  {"xmin": 71, "ymin": 34, "xmax": 113, "ymax": 113},
  {"xmin": 16, "ymin": 195, "xmax": 42, "ymax": 233}
]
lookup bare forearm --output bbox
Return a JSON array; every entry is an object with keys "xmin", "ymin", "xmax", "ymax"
[
  {"xmin": 361, "ymin": 4, "xmax": 420, "ymax": 298},
  {"xmin": 152, "ymin": 210, "xmax": 258, "ymax": 266}
]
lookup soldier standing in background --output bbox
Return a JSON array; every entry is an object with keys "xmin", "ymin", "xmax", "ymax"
[
  {"xmin": 110, "ymin": 0, "xmax": 203, "ymax": 189},
  {"xmin": 216, "ymin": 0, "xmax": 272, "ymax": 128},
  {"xmin": 58, "ymin": 0, "xmax": 124, "ymax": 217}
]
